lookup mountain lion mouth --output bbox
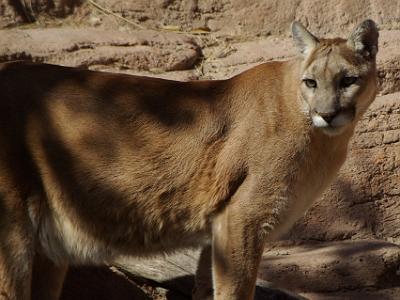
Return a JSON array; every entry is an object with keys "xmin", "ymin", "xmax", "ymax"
[{"xmin": 311, "ymin": 107, "xmax": 356, "ymax": 132}]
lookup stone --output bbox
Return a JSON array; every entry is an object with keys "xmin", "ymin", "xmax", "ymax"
[
  {"xmin": 0, "ymin": 28, "xmax": 200, "ymax": 72},
  {"xmin": 260, "ymin": 240, "xmax": 400, "ymax": 293}
]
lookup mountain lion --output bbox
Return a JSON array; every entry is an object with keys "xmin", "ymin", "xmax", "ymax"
[{"xmin": 0, "ymin": 20, "xmax": 378, "ymax": 300}]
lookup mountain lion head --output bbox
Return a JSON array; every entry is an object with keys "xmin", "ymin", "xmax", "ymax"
[{"xmin": 292, "ymin": 20, "xmax": 379, "ymax": 135}]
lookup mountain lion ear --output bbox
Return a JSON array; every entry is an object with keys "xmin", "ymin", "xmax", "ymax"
[
  {"xmin": 347, "ymin": 19, "xmax": 379, "ymax": 59},
  {"xmin": 291, "ymin": 21, "xmax": 319, "ymax": 56}
]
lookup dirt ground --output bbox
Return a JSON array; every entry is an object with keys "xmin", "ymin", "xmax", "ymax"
[{"xmin": 1, "ymin": 0, "xmax": 400, "ymax": 299}]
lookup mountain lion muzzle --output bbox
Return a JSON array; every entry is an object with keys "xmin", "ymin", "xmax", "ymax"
[{"xmin": 0, "ymin": 20, "xmax": 378, "ymax": 300}]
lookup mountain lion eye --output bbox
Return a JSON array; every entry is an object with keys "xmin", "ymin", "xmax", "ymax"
[
  {"xmin": 304, "ymin": 79, "xmax": 317, "ymax": 88},
  {"xmin": 340, "ymin": 76, "xmax": 358, "ymax": 88}
]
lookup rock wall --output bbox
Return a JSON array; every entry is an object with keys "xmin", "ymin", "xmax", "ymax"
[{"xmin": 4, "ymin": 0, "xmax": 400, "ymax": 35}]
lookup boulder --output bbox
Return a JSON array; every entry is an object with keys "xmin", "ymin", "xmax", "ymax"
[
  {"xmin": 0, "ymin": 28, "xmax": 200, "ymax": 73},
  {"xmin": 260, "ymin": 240, "xmax": 400, "ymax": 293}
]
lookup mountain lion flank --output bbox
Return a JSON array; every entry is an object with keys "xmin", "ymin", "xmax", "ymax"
[{"xmin": 0, "ymin": 20, "xmax": 378, "ymax": 300}]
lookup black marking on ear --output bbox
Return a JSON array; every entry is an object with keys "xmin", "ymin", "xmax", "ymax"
[{"xmin": 347, "ymin": 19, "xmax": 379, "ymax": 59}]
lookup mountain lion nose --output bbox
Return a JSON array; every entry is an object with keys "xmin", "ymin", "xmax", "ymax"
[{"xmin": 319, "ymin": 111, "xmax": 338, "ymax": 124}]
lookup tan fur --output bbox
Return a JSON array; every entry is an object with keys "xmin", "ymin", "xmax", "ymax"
[{"xmin": 0, "ymin": 20, "xmax": 378, "ymax": 300}]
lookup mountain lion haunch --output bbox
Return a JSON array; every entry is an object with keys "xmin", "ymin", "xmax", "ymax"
[{"xmin": 0, "ymin": 20, "xmax": 378, "ymax": 300}]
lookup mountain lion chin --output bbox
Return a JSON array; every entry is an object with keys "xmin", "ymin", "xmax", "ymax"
[
  {"xmin": 320, "ymin": 125, "xmax": 348, "ymax": 136},
  {"xmin": 311, "ymin": 111, "xmax": 354, "ymax": 136}
]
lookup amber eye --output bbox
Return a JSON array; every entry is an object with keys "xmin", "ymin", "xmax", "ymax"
[
  {"xmin": 340, "ymin": 76, "xmax": 358, "ymax": 88},
  {"xmin": 303, "ymin": 79, "xmax": 317, "ymax": 88}
]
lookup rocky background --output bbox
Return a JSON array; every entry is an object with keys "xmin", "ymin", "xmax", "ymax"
[{"xmin": 2, "ymin": 0, "xmax": 400, "ymax": 299}]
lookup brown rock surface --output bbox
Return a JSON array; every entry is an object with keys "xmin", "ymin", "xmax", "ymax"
[
  {"xmin": 303, "ymin": 288, "xmax": 400, "ymax": 300},
  {"xmin": 114, "ymin": 251, "xmax": 306, "ymax": 299},
  {"xmin": 0, "ymin": 0, "xmax": 83, "ymax": 27},
  {"xmin": 0, "ymin": 28, "xmax": 200, "ymax": 73},
  {"xmin": 260, "ymin": 240, "xmax": 400, "ymax": 293},
  {"xmin": 12, "ymin": 0, "xmax": 398, "ymax": 36},
  {"xmin": 3, "ymin": 0, "xmax": 400, "ymax": 36},
  {"xmin": 377, "ymin": 30, "xmax": 400, "ymax": 95}
]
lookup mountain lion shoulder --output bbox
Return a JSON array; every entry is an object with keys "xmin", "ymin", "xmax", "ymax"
[{"xmin": 0, "ymin": 20, "xmax": 378, "ymax": 300}]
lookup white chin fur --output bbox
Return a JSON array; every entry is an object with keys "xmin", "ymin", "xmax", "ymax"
[
  {"xmin": 312, "ymin": 113, "xmax": 352, "ymax": 129},
  {"xmin": 311, "ymin": 114, "xmax": 329, "ymax": 128}
]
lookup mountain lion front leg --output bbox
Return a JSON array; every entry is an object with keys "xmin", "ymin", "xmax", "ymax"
[
  {"xmin": 0, "ymin": 193, "xmax": 34, "ymax": 300},
  {"xmin": 211, "ymin": 196, "xmax": 268, "ymax": 300},
  {"xmin": 193, "ymin": 245, "xmax": 213, "ymax": 300}
]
